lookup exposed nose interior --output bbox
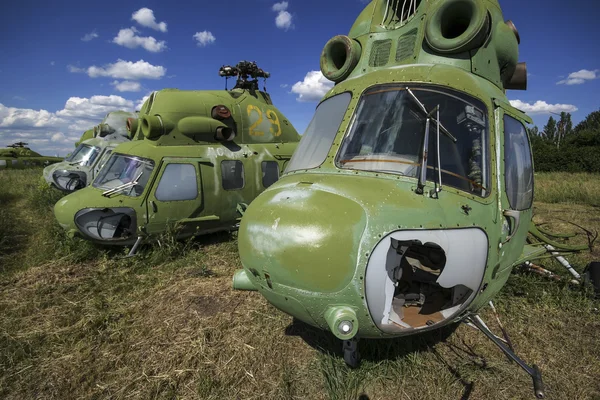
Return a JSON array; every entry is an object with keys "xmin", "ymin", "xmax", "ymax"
[{"xmin": 384, "ymin": 239, "xmax": 471, "ymax": 329}]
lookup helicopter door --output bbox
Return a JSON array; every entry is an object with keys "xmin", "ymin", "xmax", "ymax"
[
  {"xmin": 144, "ymin": 158, "xmax": 208, "ymax": 237},
  {"xmin": 497, "ymin": 111, "xmax": 534, "ymax": 272}
]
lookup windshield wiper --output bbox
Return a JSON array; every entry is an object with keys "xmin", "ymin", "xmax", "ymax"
[
  {"xmin": 102, "ymin": 171, "xmax": 144, "ymax": 197},
  {"xmin": 406, "ymin": 88, "xmax": 457, "ymax": 143}
]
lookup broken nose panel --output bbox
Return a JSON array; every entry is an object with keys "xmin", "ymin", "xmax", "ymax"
[
  {"xmin": 52, "ymin": 170, "xmax": 87, "ymax": 192},
  {"xmin": 74, "ymin": 207, "xmax": 137, "ymax": 242},
  {"xmin": 365, "ymin": 228, "xmax": 488, "ymax": 334}
]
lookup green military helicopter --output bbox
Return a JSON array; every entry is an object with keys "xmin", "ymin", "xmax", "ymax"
[
  {"xmin": 43, "ymin": 111, "xmax": 137, "ymax": 192},
  {"xmin": 232, "ymin": 1, "xmax": 592, "ymax": 397},
  {"xmin": 0, "ymin": 142, "xmax": 63, "ymax": 170},
  {"xmin": 53, "ymin": 61, "xmax": 300, "ymax": 255},
  {"xmin": 74, "ymin": 128, "xmax": 95, "ymax": 148}
]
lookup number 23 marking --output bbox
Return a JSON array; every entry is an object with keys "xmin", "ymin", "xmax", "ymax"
[{"xmin": 247, "ymin": 104, "xmax": 282, "ymax": 137}]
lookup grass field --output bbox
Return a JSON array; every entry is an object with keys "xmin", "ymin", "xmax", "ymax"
[{"xmin": 1, "ymin": 170, "xmax": 599, "ymax": 400}]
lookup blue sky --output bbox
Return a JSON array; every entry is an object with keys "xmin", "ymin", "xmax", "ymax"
[{"xmin": 0, "ymin": 0, "xmax": 598, "ymax": 156}]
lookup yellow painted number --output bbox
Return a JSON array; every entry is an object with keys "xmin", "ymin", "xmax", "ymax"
[
  {"xmin": 247, "ymin": 104, "xmax": 264, "ymax": 136},
  {"xmin": 266, "ymin": 109, "xmax": 282, "ymax": 137},
  {"xmin": 247, "ymin": 104, "xmax": 283, "ymax": 137}
]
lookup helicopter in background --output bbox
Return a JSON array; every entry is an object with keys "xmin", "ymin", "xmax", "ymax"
[
  {"xmin": 43, "ymin": 111, "xmax": 138, "ymax": 193},
  {"xmin": 232, "ymin": 1, "xmax": 592, "ymax": 397},
  {"xmin": 53, "ymin": 61, "xmax": 300, "ymax": 255},
  {"xmin": 74, "ymin": 128, "xmax": 95, "ymax": 148},
  {"xmin": 0, "ymin": 142, "xmax": 63, "ymax": 170}
]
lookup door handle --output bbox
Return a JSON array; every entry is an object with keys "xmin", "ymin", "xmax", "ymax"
[
  {"xmin": 502, "ymin": 210, "xmax": 521, "ymax": 244},
  {"xmin": 151, "ymin": 200, "xmax": 158, "ymax": 213}
]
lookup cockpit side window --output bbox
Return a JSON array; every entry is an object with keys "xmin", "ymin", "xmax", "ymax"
[
  {"xmin": 503, "ymin": 114, "xmax": 533, "ymax": 210},
  {"xmin": 285, "ymin": 92, "xmax": 352, "ymax": 173}
]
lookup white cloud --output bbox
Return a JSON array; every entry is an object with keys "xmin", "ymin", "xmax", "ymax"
[
  {"xmin": 131, "ymin": 8, "xmax": 167, "ymax": 32},
  {"xmin": 509, "ymin": 100, "xmax": 578, "ymax": 115},
  {"xmin": 0, "ymin": 93, "xmax": 147, "ymax": 156},
  {"xmin": 275, "ymin": 12, "xmax": 293, "ymax": 30},
  {"xmin": 56, "ymin": 95, "xmax": 134, "ymax": 119},
  {"xmin": 111, "ymin": 80, "xmax": 142, "ymax": 92},
  {"xmin": 272, "ymin": 1, "xmax": 288, "ymax": 11},
  {"xmin": 113, "ymin": 27, "xmax": 167, "ymax": 52},
  {"xmin": 0, "ymin": 104, "xmax": 66, "ymax": 128},
  {"xmin": 67, "ymin": 65, "xmax": 85, "ymax": 73},
  {"xmin": 556, "ymin": 69, "xmax": 599, "ymax": 85},
  {"xmin": 272, "ymin": 2, "xmax": 293, "ymax": 30},
  {"xmin": 74, "ymin": 59, "xmax": 166, "ymax": 80},
  {"xmin": 193, "ymin": 31, "xmax": 216, "ymax": 47},
  {"xmin": 51, "ymin": 132, "xmax": 66, "ymax": 142},
  {"xmin": 290, "ymin": 71, "xmax": 334, "ymax": 102},
  {"xmin": 50, "ymin": 61, "xmax": 55, "ymax": 66},
  {"xmin": 81, "ymin": 31, "xmax": 99, "ymax": 42},
  {"xmin": 13, "ymin": 96, "xmax": 26, "ymax": 101},
  {"xmin": 135, "ymin": 94, "xmax": 151, "ymax": 111}
]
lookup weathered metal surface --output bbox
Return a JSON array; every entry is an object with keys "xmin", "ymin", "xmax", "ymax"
[
  {"xmin": 236, "ymin": 0, "xmax": 535, "ymax": 342},
  {"xmin": 53, "ymin": 64, "xmax": 300, "ymax": 246}
]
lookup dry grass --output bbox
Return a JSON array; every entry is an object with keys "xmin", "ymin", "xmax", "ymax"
[{"xmin": 1, "ymin": 169, "xmax": 599, "ymax": 400}]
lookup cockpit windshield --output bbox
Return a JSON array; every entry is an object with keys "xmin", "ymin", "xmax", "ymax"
[
  {"xmin": 93, "ymin": 154, "xmax": 155, "ymax": 197},
  {"xmin": 336, "ymin": 84, "xmax": 489, "ymax": 197},
  {"xmin": 65, "ymin": 144, "xmax": 100, "ymax": 167}
]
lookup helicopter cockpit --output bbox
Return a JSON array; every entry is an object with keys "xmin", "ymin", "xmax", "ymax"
[
  {"xmin": 287, "ymin": 84, "xmax": 489, "ymax": 197},
  {"xmin": 65, "ymin": 143, "xmax": 100, "ymax": 167},
  {"xmin": 93, "ymin": 154, "xmax": 155, "ymax": 197}
]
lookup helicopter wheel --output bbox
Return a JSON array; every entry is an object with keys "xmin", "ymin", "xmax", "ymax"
[{"xmin": 343, "ymin": 338, "xmax": 361, "ymax": 368}]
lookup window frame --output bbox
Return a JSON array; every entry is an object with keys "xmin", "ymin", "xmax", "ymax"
[
  {"xmin": 503, "ymin": 113, "xmax": 534, "ymax": 211},
  {"xmin": 261, "ymin": 161, "xmax": 280, "ymax": 188},
  {"xmin": 220, "ymin": 160, "xmax": 245, "ymax": 191},
  {"xmin": 334, "ymin": 83, "xmax": 491, "ymax": 198},
  {"xmin": 285, "ymin": 91, "xmax": 353, "ymax": 173},
  {"xmin": 92, "ymin": 153, "xmax": 156, "ymax": 198},
  {"xmin": 154, "ymin": 163, "xmax": 199, "ymax": 202}
]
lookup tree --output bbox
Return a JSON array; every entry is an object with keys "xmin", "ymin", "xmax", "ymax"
[
  {"xmin": 542, "ymin": 116, "xmax": 557, "ymax": 144},
  {"xmin": 573, "ymin": 109, "xmax": 600, "ymax": 134},
  {"xmin": 556, "ymin": 112, "xmax": 573, "ymax": 149}
]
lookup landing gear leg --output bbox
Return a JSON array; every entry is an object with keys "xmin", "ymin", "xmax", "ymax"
[
  {"xmin": 124, "ymin": 236, "xmax": 143, "ymax": 258},
  {"xmin": 343, "ymin": 338, "xmax": 361, "ymax": 368},
  {"xmin": 466, "ymin": 314, "xmax": 545, "ymax": 399}
]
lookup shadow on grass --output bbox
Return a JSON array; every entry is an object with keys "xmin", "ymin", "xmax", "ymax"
[
  {"xmin": 0, "ymin": 193, "xmax": 29, "ymax": 270},
  {"xmin": 285, "ymin": 319, "xmax": 479, "ymax": 400}
]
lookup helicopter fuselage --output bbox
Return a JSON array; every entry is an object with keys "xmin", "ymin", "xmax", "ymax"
[
  {"xmin": 236, "ymin": 63, "xmax": 534, "ymax": 340},
  {"xmin": 54, "ymin": 88, "xmax": 300, "ymax": 245}
]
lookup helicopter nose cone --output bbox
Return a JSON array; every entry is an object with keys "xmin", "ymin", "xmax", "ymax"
[
  {"xmin": 239, "ymin": 183, "xmax": 367, "ymax": 293},
  {"xmin": 54, "ymin": 193, "xmax": 80, "ymax": 232}
]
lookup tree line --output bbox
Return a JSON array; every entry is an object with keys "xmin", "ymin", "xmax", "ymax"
[{"xmin": 527, "ymin": 109, "xmax": 600, "ymax": 173}]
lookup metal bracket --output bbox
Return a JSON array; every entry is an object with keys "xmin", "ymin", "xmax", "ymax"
[
  {"xmin": 502, "ymin": 209, "xmax": 521, "ymax": 244},
  {"xmin": 236, "ymin": 203, "xmax": 249, "ymax": 217}
]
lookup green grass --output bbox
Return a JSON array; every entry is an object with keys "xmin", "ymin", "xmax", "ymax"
[
  {"xmin": 1, "ymin": 169, "xmax": 599, "ymax": 400},
  {"xmin": 535, "ymin": 172, "xmax": 600, "ymax": 206}
]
